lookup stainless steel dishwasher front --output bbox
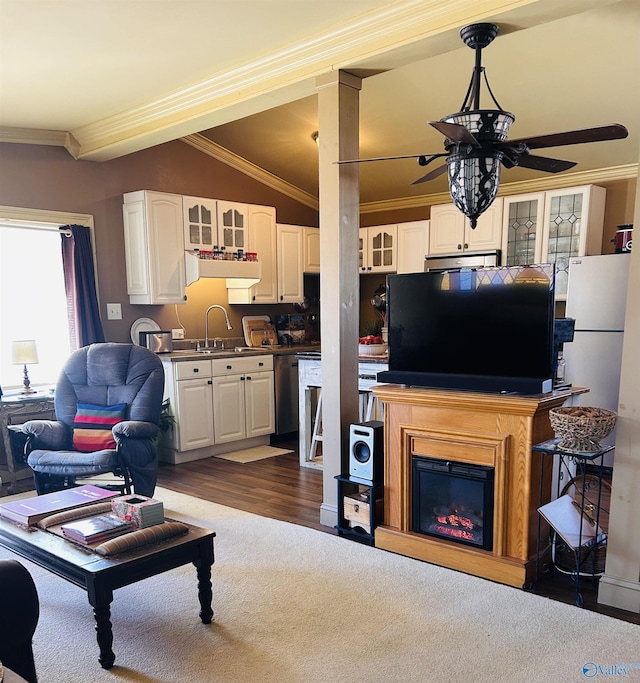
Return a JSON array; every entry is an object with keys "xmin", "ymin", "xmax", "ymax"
[{"xmin": 274, "ymin": 354, "xmax": 299, "ymax": 434}]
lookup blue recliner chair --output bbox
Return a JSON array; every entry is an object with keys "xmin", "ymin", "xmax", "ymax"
[{"xmin": 22, "ymin": 343, "xmax": 164, "ymax": 497}]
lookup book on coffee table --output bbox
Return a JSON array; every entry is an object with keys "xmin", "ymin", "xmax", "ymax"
[
  {"xmin": 61, "ymin": 513, "xmax": 134, "ymax": 545},
  {"xmin": 0, "ymin": 485, "xmax": 119, "ymax": 526}
]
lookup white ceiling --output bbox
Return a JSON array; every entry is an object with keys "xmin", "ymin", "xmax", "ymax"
[{"xmin": 1, "ymin": 0, "xmax": 638, "ymax": 208}]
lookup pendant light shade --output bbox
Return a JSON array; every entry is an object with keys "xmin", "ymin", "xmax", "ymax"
[{"xmin": 447, "ymin": 150, "xmax": 503, "ymax": 229}]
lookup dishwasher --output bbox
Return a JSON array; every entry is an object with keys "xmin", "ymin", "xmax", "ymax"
[{"xmin": 274, "ymin": 354, "xmax": 299, "ymax": 435}]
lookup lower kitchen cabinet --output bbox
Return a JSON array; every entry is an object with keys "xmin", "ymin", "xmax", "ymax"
[
  {"xmin": 212, "ymin": 358, "xmax": 275, "ymax": 443},
  {"xmin": 160, "ymin": 354, "xmax": 274, "ymax": 463}
]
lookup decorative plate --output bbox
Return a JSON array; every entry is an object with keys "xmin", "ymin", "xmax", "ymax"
[{"xmin": 130, "ymin": 317, "xmax": 161, "ymax": 344}]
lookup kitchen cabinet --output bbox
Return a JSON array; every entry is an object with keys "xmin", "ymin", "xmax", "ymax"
[
  {"xmin": 276, "ymin": 223, "xmax": 304, "ymax": 302},
  {"xmin": 216, "ymin": 200, "xmax": 249, "ymax": 251},
  {"xmin": 227, "ymin": 205, "xmax": 278, "ymax": 304},
  {"xmin": 168, "ymin": 359, "xmax": 215, "ymax": 452},
  {"xmin": 396, "ymin": 220, "xmax": 430, "ymax": 273},
  {"xmin": 303, "ymin": 226, "xmax": 320, "ymax": 273},
  {"xmin": 428, "ymin": 198, "xmax": 503, "ymax": 255},
  {"xmin": 160, "ymin": 354, "xmax": 274, "ymax": 463},
  {"xmin": 540, "ymin": 185, "xmax": 606, "ymax": 298},
  {"xmin": 212, "ymin": 356, "xmax": 275, "ymax": 443},
  {"xmin": 230, "ymin": 220, "xmax": 304, "ymax": 304},
  {"xmin": 123, "ymin": 190, "xmax": 187, "ymax": 304},
  {"xmin": 359, "ymin": 225, "xmax": 398, "ymax": 273},
  {"xmin": 500, "ymin": 192, "xmax": 547, "ymax": 267},
  {"xmin": 501, "ymin": 185, "xmax": 605, "ymax": 298},
  {"xmin": 182, "ymin": 196, "xmax": 217, "ymax": 251}
]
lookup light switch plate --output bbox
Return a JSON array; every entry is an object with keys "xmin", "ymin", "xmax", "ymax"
[
  {"xmin": 172, "ymin": 328, "xmax": 185, "ymax": 340},
  {"xmin": 106, "ymin": 303, "xmax": 122, "ymax": 320}
]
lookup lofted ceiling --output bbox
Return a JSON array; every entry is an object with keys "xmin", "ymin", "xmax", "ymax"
[{"xmin": 1, "ymin": 0, "xmax": 638, "ymax": 210}]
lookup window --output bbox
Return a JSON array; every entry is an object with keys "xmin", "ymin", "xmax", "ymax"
[{"xmin": 0, "ymin": 222, "xmax": 71, "ymax": 390}]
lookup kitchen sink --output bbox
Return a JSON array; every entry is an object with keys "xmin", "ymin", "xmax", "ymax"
[{"xmin": 170, "ymin": 347, "xmax": 264, "ymax": 356}]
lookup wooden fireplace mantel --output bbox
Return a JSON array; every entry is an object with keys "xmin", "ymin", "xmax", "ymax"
[{"xmin": 371, "ymin": 384, "xmax": 574, "ymax": 588}]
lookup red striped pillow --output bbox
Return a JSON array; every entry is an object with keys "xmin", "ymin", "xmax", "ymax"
[{"xmin": 72, "ymin": 403, "xmax": 127, "ymax": 452}]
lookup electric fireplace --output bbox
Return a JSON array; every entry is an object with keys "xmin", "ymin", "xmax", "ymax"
[{"xmin": 412, "ymin": 457, "xmax": 494, "ymax": 551}]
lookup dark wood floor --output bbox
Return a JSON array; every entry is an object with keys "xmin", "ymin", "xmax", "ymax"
[{"xmin": 4, "ymin": 436, "xmax": 638, "ymax": 625}]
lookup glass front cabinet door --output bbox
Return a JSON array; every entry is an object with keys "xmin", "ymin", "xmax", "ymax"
[{"xmin": 501, "ymin": 185, "xmax": 605, "ymax": 299}]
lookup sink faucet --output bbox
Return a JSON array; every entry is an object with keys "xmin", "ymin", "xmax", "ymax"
[{"xmin": 204, "ymin": 305, "xmax": 232, "ymax": 349}]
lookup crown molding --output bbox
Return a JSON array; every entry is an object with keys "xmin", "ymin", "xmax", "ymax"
[
  {"xmin": 360, "ymin": 163, "xmax": 639, "ymax": 214},
  {"xmin": 181, "ymin": 134, "xmax": 319, "ymax": 210},
  {"xmin": 0, "ymin": 127, "xmax": 80, "ymax": 158}
]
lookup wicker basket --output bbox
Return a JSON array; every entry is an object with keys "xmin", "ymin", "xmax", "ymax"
[
  {"xmin": 553, "ymin": 473, "xmax": 610, "ymax": 576},
  {"xmin": 548, "ymin": 406, "xmax": 617, "ymax": 452}
]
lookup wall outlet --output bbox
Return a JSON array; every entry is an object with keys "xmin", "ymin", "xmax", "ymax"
[
  {"xmin": 172, "ymin": 328, "xmax": 185, "ymax": 340},
  {"xmin": 106, "ymin": 303, "xmax": 122, "ymax": 320}
]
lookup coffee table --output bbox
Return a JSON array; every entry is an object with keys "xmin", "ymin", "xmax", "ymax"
[{"xmin": 0, "ymin": 515, "xmax": 215, "ymax": 669}]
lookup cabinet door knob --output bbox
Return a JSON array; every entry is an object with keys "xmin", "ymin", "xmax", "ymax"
[
  {"xmin": 193, "ymin": 368, "xmax": 199, "ymax": 373},
  {"xmin": 226, "ymin": 365, "xmax": 232, "ymax": 369},
  {"xmin": 208, "ymin": 380, "xmax": 212, "ymax": 385},
  {"xmin": 464, "ymin": 243, "xmax": 468, "ymax": 249},
  {"xmin": 457, "ymin": 244, "xmax": 462, "ymax": 250},
  {"xmin": 246, "ymin": 375, "xmax": 251, "ymax": 381}
]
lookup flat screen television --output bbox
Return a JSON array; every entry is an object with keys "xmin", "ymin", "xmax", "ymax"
[{"xmin": 377, "ymin": 264, "xmax": 555, "ymax": 395}]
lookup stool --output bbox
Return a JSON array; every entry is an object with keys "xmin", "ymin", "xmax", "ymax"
[{"xmin": 308, "ymin": 387, "xmax": 323, "ymax": 461}]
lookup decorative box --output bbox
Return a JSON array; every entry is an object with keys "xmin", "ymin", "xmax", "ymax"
[{"xmin": 111, "ymin": 494, "xmax": 164, "ymax": 528}]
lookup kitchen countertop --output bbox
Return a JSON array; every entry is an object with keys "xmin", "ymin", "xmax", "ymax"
[
  {"xmin": 296, "ymin": 350, "xmax": 389, "ymax": 364},
  {"xmin": 163, "ymin": 344, "xmax": 321, "ymax": 361}
]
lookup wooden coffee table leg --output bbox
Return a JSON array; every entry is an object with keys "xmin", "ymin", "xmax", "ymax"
[
  {"xmin": 87, "ymin": 581, "xmax": 116, "ymax": 669},
  {"xmin": 194, "ymin": 538, "xmax": 214, "ymax": 624}
]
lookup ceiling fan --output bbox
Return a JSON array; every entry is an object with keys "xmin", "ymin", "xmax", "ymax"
[{"xmin": 341, "ymin": 23, "xmax": 628, "ymax": 228}]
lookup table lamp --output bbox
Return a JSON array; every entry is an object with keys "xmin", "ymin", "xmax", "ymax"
[{"xmin": 12, "ymin": 340, "xmax": 39, "ymax": 394}]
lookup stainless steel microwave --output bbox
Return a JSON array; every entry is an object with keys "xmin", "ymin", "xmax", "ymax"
[{"xmin": 424, "ymin": 250, "xmax": 500, "ymax": 272}]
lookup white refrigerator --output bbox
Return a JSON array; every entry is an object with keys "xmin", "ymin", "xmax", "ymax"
[{"xmin": 563, "ymin": 253, "xmax": 631, "ymax": 462}]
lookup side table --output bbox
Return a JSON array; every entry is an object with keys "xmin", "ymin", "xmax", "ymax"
[
  {"xmin": 532, "ymin": 437, "xmax": 614, "ymax": 607},
  {"xmin": 335, "ymin": 475, "xmax": 383, "ymax": 546},
  {"xmin": 0, "ymin": 392, "xmax": 55, "ymax": 492}
]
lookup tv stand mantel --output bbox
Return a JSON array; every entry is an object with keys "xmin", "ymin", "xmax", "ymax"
[{"xmin": 371, "ymin": 384, "xmax": 575, "ymax": 588}]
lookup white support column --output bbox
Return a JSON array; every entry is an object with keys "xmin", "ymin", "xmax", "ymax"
[
  {"xmin": 316, "ymin": 70, "xmax": 362, "ymax": 527},
  {"xmin": 598, "ymin": 161, "xmax": 640, "ymax": 613}
]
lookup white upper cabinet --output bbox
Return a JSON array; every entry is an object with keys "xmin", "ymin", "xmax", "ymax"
[
  {"xmin": 501, "ymin": 192, "xmax": 547, "ymax": 267},
  {"xmin": 540, "ymin": 185, "xmax": 605, "ymax": 298},
  {"xmin": 182, "ymin": 196, "xmax": 217, "ymax": 251},
  {"xmin": 501, "ymin": 185, "xmax": 605, "ymax": 299},
  {"xmin": 303, "ymin": 227, "xmax": 320, "ymax": 273},
  {"xmin": 396, "ymin": 220, "xmax": 430, "ymax": 274},
  {"xmin": 123, "ymin": 190, "xmax": 186, "ymax": 305},
  {"xmin": 276, "ymin": 224, "xmax": 304, "ymax": 303},
  {"xmin": 216, "ymin": 200, "xmax": 249, "ymax": 252},
  {"xmin": 359, "ymin": 225, "xmax": 398, "ymax": 273},
  {"xmin": 227, "ymin": 205, "xmax": 277, "ymax": 304},
  {"xmin": 429, "ymin": 199, "xmax": 503, "ymax": 255},
  {"xmin": 183, "ymin": 197, "xmax": 249, "ymax": 254}
]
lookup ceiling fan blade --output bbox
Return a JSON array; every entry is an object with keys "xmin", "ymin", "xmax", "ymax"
[
  {"xmin": 337, "ymin": 153, "xmax": 439, "ymax": 165},
  {"xmin": 514, "ymin": 154, "xmax": 577, "ymax": 173},
  {"xmin": 429, "ymin": 121, "xmax": 480, "ymax": 147},
  {"xmin": 411, "ymin": 164, "xmax": 448, "ymax": 185},
  {"xmin": 505, "ymin": 124, "xmax": 628, "ymax": 150}
]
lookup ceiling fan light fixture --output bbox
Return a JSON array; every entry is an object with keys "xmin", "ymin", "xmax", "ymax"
[
  {"xmin": 442, "ymin": 110, "xmax": 515, "ymax": 143},
  {"xmin": 447, "ymin": 150, "xmax": 503, "ymax": 229}
]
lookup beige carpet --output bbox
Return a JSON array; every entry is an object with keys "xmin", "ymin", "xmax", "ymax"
[
  {"xmin": 215, "ymin": 445, "xmax": 293, "ymax": 463},
  {"xmin": 0, "ymin": 487, "xmax": 638, "ymax": 683}
]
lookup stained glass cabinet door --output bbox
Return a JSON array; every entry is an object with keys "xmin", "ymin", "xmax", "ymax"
[{"xmin": 540, "ymin": 185, "xmax": 606, "ymax": 299}]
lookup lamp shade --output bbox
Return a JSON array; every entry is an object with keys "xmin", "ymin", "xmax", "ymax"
[{"xmin": 11, "ymin": 340, "xmax": 39, "ymax": 365}]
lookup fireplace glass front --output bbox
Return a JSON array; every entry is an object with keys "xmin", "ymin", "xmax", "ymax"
[{"xmin": 412, "ymin": 457, "xmax": 494, "ymax": 551}]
